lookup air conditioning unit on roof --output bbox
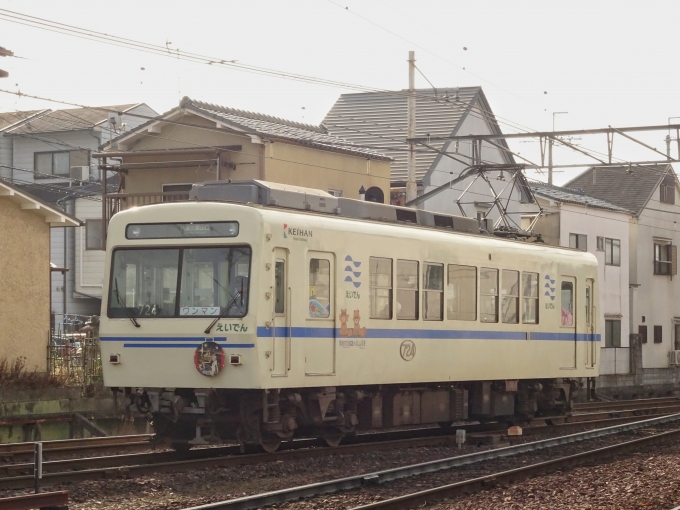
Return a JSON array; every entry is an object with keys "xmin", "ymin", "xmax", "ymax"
[
  {"xmin": 70, "ymin": 166, "xmax": 89, "ymax": 182},
  {"xmin": 669, "ymin": 350, "xmax": 680, "ymax": 366}
]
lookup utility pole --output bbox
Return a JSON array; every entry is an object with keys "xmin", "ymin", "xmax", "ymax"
[
  {"xmin": 549, "ymin": 112, "xmax": 568, "ymax": 185},
  {"xmin": 406, "ymin": 51, "xmax": 417, "ymax": 205},
  {"xmin": 0, "ymin": 46, "xmax": 13, "ymax": 78}
]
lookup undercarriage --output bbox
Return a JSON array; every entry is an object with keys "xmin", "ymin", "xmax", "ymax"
[{"xmin": 120, "ymin": 378, "xmax": 578, "ymax": 452}]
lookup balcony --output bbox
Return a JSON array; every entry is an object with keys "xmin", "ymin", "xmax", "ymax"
[{"xmin": 104, "ymin": 191, "xmax": 192, "ymax": 225}]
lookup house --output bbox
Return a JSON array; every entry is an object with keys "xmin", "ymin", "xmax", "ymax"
[
  {"xmin": 98, "ymin": 97, "xmax": 391, "ymax": 225},
  {"xmin": 0, "ymin": 179, "xmax": 80, "ymax": 370},
  {"xmin": 521, "ymin": 181, "xmax": 632, "ymax": 376},
  {"xmin": 566, "ymin": 164, "xmax": 680, "ymax": 395},
  {"xmin": 323, "ymin": 87, "xmax": 530, "ymax": 226},
  {"xmin": 0, "ymin": 103, "xmax": 158, "ymax": 322}
]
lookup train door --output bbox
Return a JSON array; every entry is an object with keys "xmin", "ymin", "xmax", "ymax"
[
  {"xmin": 585, "ymin": 278, "xmax": 596, "ymax": 368},
  {"xmin": 271, "ymin": 248, "xmax": 290, "ymax": 377},
  {"xmin": 305, "ymin": 252, "xmax": 336, "ymax": 375},
  {"xmin": 560, "ymin": 276, "xmax": 577, "ymax": 369}
]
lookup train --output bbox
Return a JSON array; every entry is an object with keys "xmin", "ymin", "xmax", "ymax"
[{"xmin": 100, "ymin": 180, "xmax": 599, "ymax": 452}]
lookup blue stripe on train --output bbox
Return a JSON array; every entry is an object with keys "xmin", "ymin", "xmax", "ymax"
[
  {"xmin": 122, "ymin": 343, "xmax": 255, "ymax": 348},
  {"xmin": 256, "ymin": 326, "xmax": 600, "ymax": 342}
]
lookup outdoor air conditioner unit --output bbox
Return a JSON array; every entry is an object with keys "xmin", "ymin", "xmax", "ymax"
[
  {"xmin": 669, "ymin": 350, "xmax": 680, "ymax": 366},
  {"xmin": 69, "ymin": 166, "xmax": 90, "ymax": 182}
]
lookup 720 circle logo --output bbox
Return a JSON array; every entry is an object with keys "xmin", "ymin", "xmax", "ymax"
[{"xmin": 400, "ymin": 340, "xmax": 416, "ymax": 361}]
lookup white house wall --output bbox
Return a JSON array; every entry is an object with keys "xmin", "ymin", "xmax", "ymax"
[
  {"xmin": 74, "ymin": 197, "xmax": 105, "ymax": 299},
  {"xmin": 0, "ymin": 134, "xmax": 12, "ymax": 178},
  {"xmin": 558, "ymin": 203, "xmax": 630, "ymax": 374},
  {"xmin": 421, "ymin": 111, "xmax": 520, "ymax": 224},
  {"xmin": 631, "ymin": 183, "xmax": 680, "ymax": 369}
]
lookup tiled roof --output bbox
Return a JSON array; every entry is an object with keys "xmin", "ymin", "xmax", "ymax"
[
  {"xmin": 564, "ymin": 164, "xmax": 674, "ymax": 216},
  {"xmin": 5, "ymin": 104, "xmax": 138, "ymax": 135},
  {"xmin": 529, "ymin": 181, "xmax": 630, "ymax": 213},
  {"xmin": 0, "ymin": 109, "xmax": 45, "ymax": 131},
  {"xmin": 322, "ymin": 87, "xmax": 514, "ymax": 184},
  {"xmin": 181, "ymin": 97, "xmax": 390, "ymax": 161}
]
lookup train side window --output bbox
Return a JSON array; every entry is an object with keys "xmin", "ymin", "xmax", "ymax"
[
  {"xmin": 275, "ymin": 260, "xmax": 285, "ymax": 315},
  {"xmin": 369, "ymin": 257, "xmax": 393, "ymax": 319},
  {"xmin": 423, "ymin": 263, "xmax": 444, "ymax": 321},
  {"xmin": 309, "ymin": 258, "xmax": 331, "ymax": 318},
  {"xmin": 522, "ymin": 272, "xmax": 539, "ymax": 324},
  {"xmin": 501, "ymin": 270, "xmax": 519, "ymax": 324},
  {"xmin": 397, "ymin": 259, "xmax": 419, "ymax": 320},
  {"xmin": 561, "ymin": 282, "xmax": 574, "ymax": 326},
  {"xmin": 447, "ymin": 264, "xmax": 477, "ymax": 321},
  {"xmin": 480, "ymin": 268, "xmax": 499, "ymax": 323}
]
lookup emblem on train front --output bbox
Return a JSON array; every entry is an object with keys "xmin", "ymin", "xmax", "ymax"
[
  {"xmin": 400, "ymin": 340, "xmax": 416, "ymax": 361},
  {"xmin": 194, "ymin": 341, "xmax": 225, "ymax": 377},
  {"xmin": 544, "ymin": 274, "xmax": 556, "ymax": 301},
  {"xmin": 344, "ymin": 255, "xmax": 361, "ymax": 288}
]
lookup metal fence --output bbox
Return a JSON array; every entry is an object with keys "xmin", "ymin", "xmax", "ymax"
[{"xmin": 47, "ymin": 315, "xmax": 102, "ymax": 387}]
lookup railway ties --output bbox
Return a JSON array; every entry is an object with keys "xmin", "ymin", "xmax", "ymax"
[{"xmin": 174, "ymin": 412, "xmax": 680, "ymax": 510}]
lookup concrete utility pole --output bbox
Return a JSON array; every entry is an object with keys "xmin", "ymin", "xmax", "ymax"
[
  {"xmin": 0, "ymin": 46, "xmax": 13, "ymax": 78},
  {"xmin": 549, "ymin": 112, "xmax": 568, "ymax": 185},
  {"xmin": 406, "ymin": 51, "xmax": 417, "ymax": 204}
]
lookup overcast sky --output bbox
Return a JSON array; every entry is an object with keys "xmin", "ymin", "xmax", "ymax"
[{"xmin": 1, "ymin": 0, "xmax": 678, "ymax": 184}]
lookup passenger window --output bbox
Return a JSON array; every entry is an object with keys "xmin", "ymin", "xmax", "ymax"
[
  {"xmin": 397, "ymin": 259, "xmax": 419, "ymax": 320},
  {"xmin": 275, "ymin": 260, "xmax": 285, "ymax": 315},
  {"xmin": 501, "ymin": 270, "xmax": 519, "ymax": 324},
  {"xmin": 480, "ymin": 268, "xmax": 499, "ymax": 323},
  {"xmin": 561, "ymin": 281, "xmax": 574, "ymax": 326},
  {"xmin": 522, "ymin": 272, "xmax": 539, "ymax": 324},
  {"xmin": 423, "ymin": 263, "xmax": 444, "ymax": 321},
  {"xmin": 309, "ymin": 258, "xmax": 331, "ymax": 318},
  {"xmin": 447, "ymin": 264, "xmax": 477, "ymax": 321},
  {"xmin": 369, "ymin": 257, "xmax": 393, "ymax": 319}
]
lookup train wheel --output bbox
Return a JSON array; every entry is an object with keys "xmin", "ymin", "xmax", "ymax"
[
  {"xmin": 260, "ymin": 433, "xmax": 282, "ymax": 453},
  {"xmin": 171, "ymin": 442, "xmax": 192, "ymax": 453},
  {"xmin": 322, "ymin": 428, "xmax": 344, "ymax": 447}
]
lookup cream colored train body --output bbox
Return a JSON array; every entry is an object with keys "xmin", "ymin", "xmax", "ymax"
[{"xmin": 101, "ymin": 197, "xmax": 599, "ymax": 450}]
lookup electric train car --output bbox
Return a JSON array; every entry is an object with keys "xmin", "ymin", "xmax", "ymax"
[{"xmin": 100, "ymin": 180, "xmax": 599, "ymax": 452}]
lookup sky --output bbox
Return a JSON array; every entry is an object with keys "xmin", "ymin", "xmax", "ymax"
[{"xmin": 1, "ymin": 0, "xmax": 679, "ymax": 184}]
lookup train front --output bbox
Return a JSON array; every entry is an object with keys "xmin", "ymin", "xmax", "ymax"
[{"xmin": 100, "ymin": 202, "xmax": 262, "ymax": 447}]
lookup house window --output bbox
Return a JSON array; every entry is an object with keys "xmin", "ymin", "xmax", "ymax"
[
  {"xmin": 480, "ymin": 268, "xmax": 498, "ymax": 323},
  {"xmin": 501, "ymin": 270, "xmax": 519, "ymax": 324},
  {"xmin": 605, "ymin": 320, "xmax": 621, "ymax": 347},
  {"xmin": 85, "ymin": 219, "xmax": 103, "ymax": 250},
  {"xmin": 369, "ymin": 257, "xmax": 392, "ymax": 319},
  {"xmin": 675, "ymin": 323, "xmax": 680, "ymax": 350},
  {"xmin": 660, "ymin": 176, "xmax": 675, "ymax": 204},
  {"xmin": 447, "ymin": 264, "xmax": 477, "ymax": 321},
  {"xmin": 654, "ymin": 242, "xmax": 676, "ymax": 275},
  {"xmin": 597, "ymin": 237, "xmax": 604, "ymax": 251},
  {"xmin": 422, "ymin": 263, "xmax": 444, "ymax": 321},
  {"xmin": 569, "ymin": 233, "xmax": 587, "ymax": 251},
  {"xmin": 396, "ymin": 260, "xmax": 419, "ymax": 320},
  {"xmin": 605, "ymin": 238, "xmax": 621, "ymax": 266},
  {"xmin": 639, "ymin": 325, "xmax": 647, "ymax": 344},
  {"xmin": 654, "ymin": 325, "xmax": 663, "ymax": 344},
  {"xmin": 35, "ymin": 151, "xmax": 70, "ymax": 177},
  {"xmin": 162, "ymin": 183, "xmax": 193, "ymax": 202},
  {"xmin": 522, "ymin": 272, "xmax": 539, "ymax": 324}
]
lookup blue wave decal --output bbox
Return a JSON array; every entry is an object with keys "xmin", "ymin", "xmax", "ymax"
[{"xmin": 344, "ymin": 255, "xmax": 362, "ymax": 288}]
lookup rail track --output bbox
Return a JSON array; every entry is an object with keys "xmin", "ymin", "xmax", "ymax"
[
  {"xmin": 0, "ymin": 433, "xmax": 153, "ymax": 462},
  {"xmin": 176, "ymin": 412, "xmax": 680, "ymax": 510}
]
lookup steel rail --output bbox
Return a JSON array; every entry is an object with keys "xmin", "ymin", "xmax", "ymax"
[
  {"xmin": 0, "ymin": 433, "xmax": 152, "ymax": 455},
  {"xmin": 350, "ymin": 428, "xmax": 680, "ymax": 509},
  {"xmin": 179, "ymin": 412, "xmax": 680, "ymax": 510},
  {"xmin": 573, "ymin": 397, "xmax": 679, "ymax": 411},
  {"xmin": 0, "ymin": 490, "xmax": 69, "ymax": 510}
]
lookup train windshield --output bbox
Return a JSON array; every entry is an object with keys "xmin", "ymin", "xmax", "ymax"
[{"xmin": 108, "ymin": 246, "xmax": 251, "ymax": 319}]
